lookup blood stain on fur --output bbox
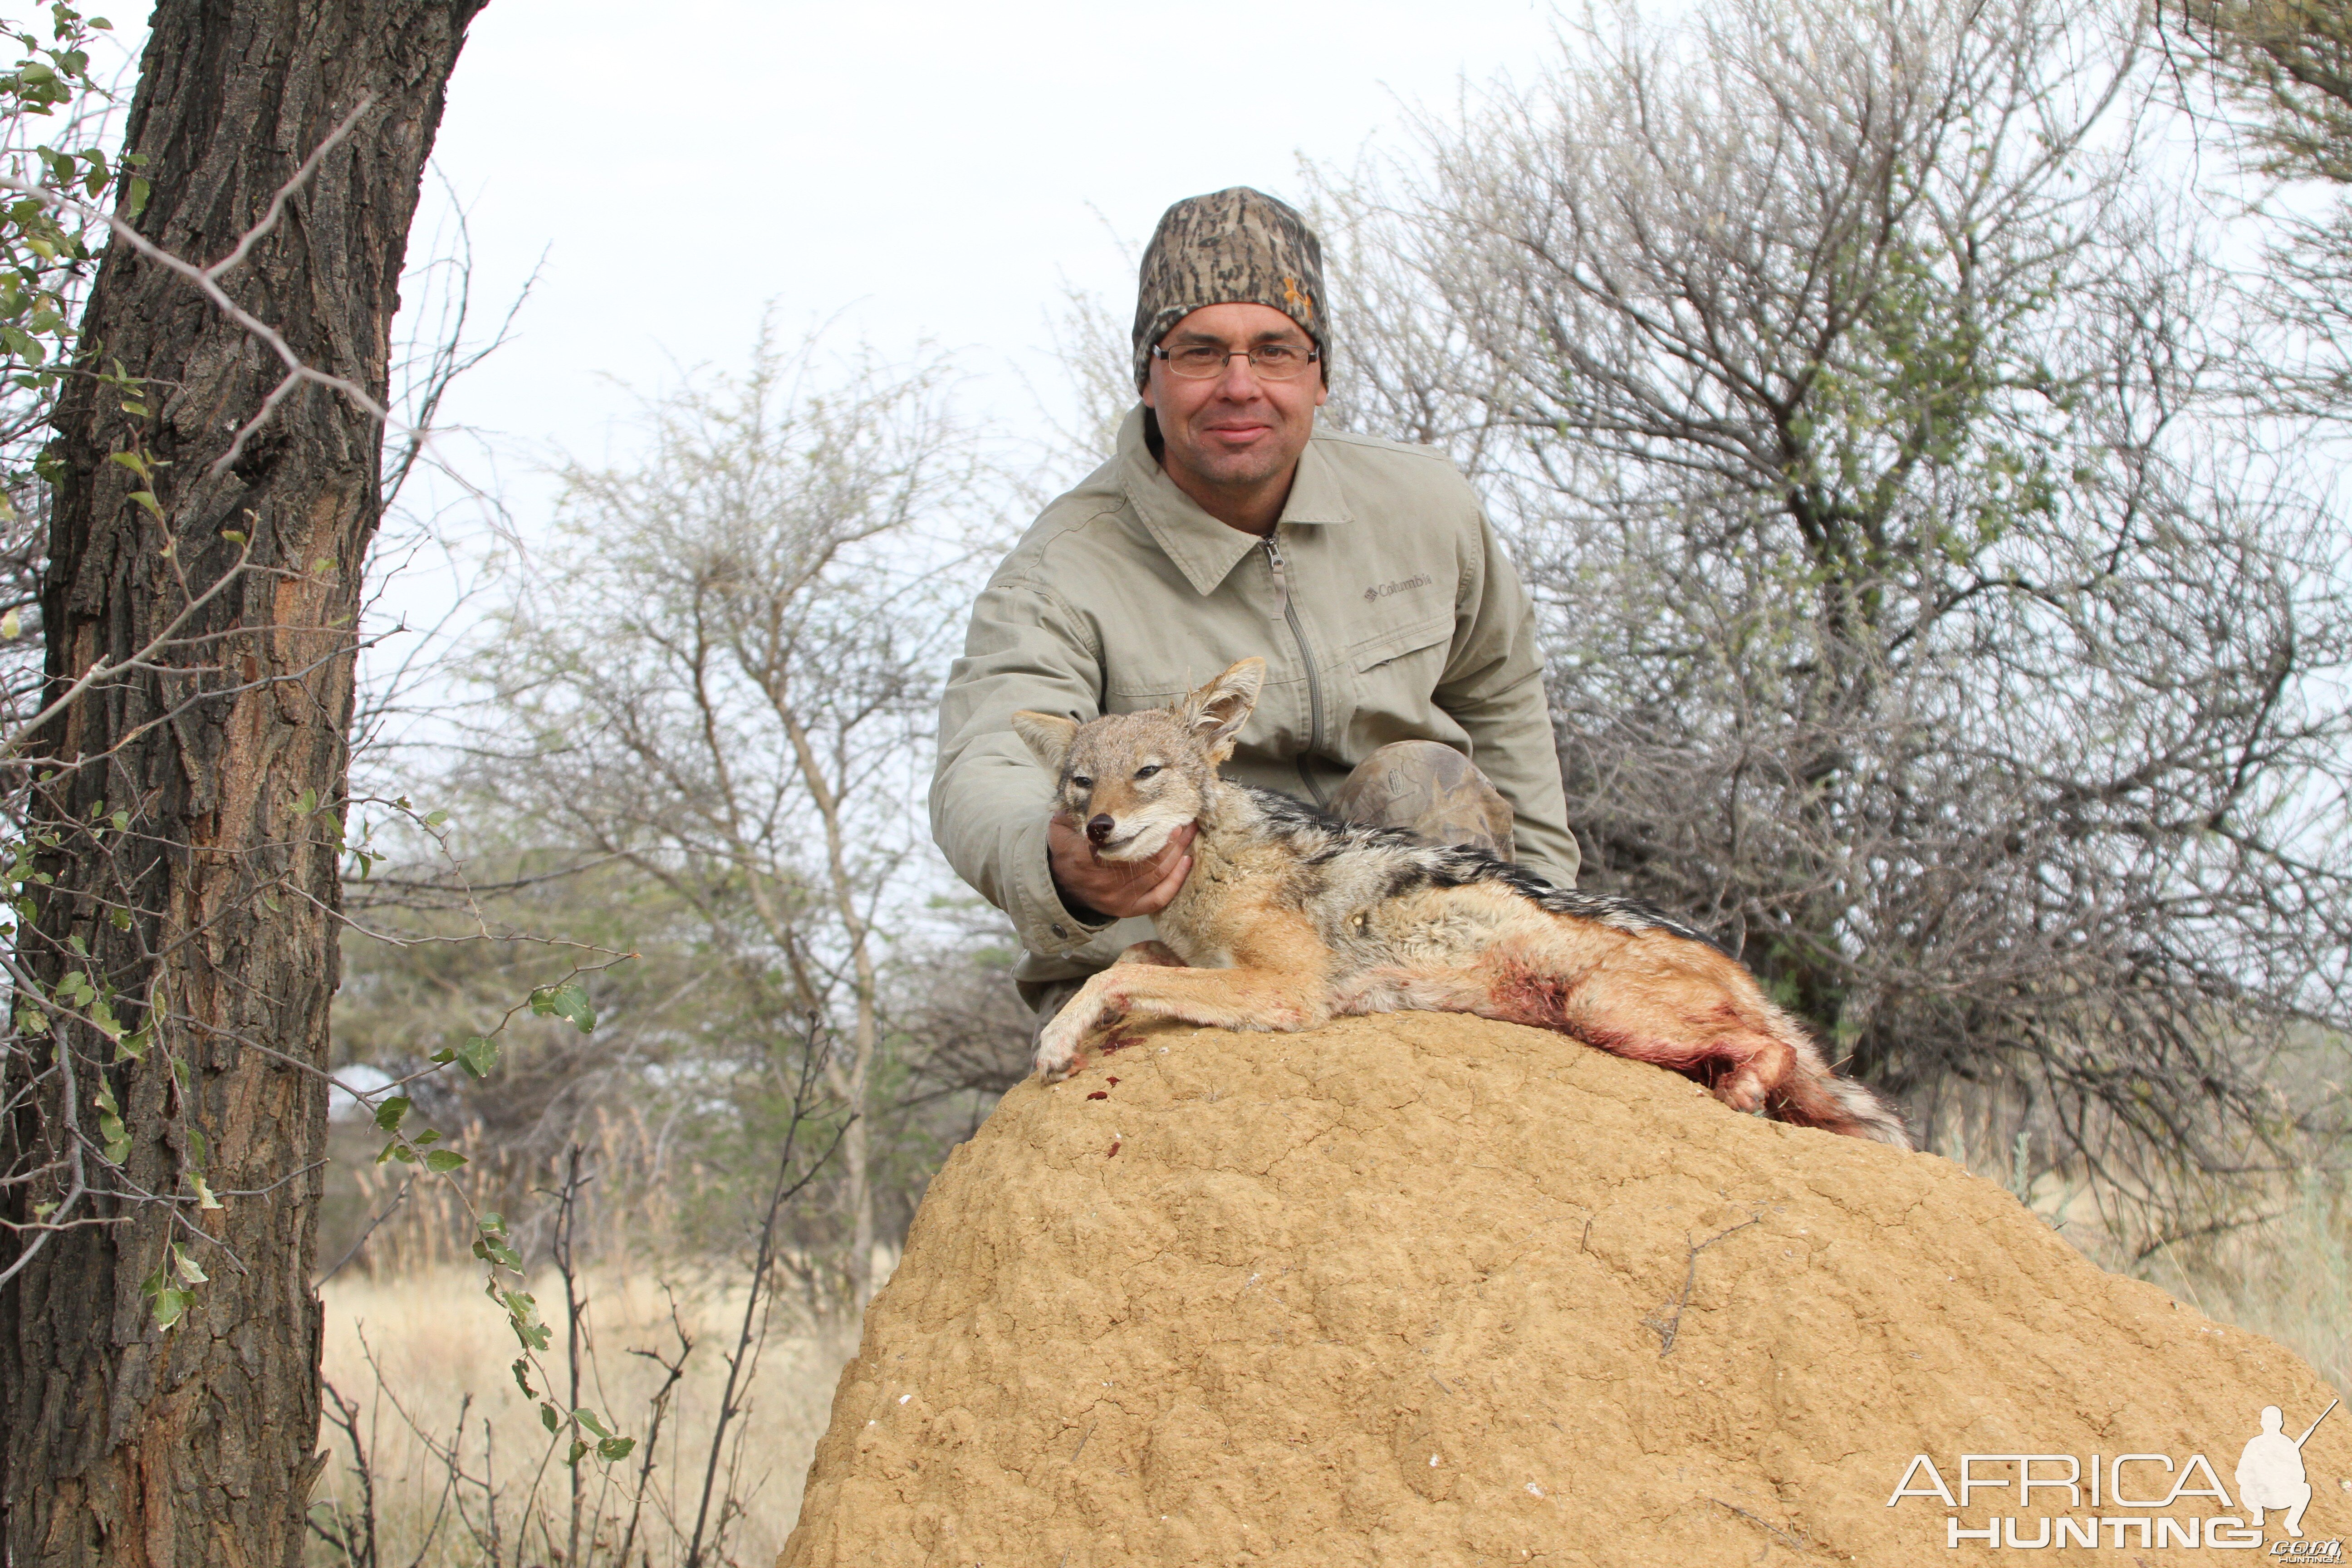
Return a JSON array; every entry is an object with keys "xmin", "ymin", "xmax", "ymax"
[{"xmin": 1087, "ymin": 1091, "xmax": 1109, "ymax": 1100}]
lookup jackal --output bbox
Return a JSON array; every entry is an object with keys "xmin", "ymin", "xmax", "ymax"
[{"xmin": 1014, "ymin": 659, "xmax": 1912, "ymax": 1147}]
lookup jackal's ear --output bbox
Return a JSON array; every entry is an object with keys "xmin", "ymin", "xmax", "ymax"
[
  {"xmin": 1181, "ymin": 658, "xmax": 1265, "ymax": 750},
  {"xmin": 1010, "ymin": 711, "xmax": 1080, "ymax": 774}
]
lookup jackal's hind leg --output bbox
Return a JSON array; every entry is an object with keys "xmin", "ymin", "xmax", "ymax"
[{"xmin": 1708, "ymin": 1032, "xmax": 1797, "ymax": 1115}]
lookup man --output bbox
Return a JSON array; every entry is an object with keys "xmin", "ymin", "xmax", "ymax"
[{"xmin": 931, "ymin": 186, "xmax": 1577, "ymax": 1019}]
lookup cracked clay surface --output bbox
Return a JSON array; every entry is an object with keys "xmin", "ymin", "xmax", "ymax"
[{"xmin": 778, "ymin": 1012, "xmax": 2348, "ymax": 1567}]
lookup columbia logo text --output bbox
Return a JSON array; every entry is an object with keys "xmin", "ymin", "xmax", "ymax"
[{"xmin": 1363, "ymin": 574, "xmax": 1435, "ymax": 602}]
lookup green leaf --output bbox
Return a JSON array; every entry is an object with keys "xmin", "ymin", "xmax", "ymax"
[
  {"xmin": 573, "ymin": 1408, "xmax": 611, "ymax": 1439},
  {"xmin": 423, "ymin": 808, "xmax": 448, "ymax": 828},
  {"xmin": 90, "ymin": 1078, "xmax": 130, "ymax": 1160},
  {"xmin": 529, "ymin": 982, "xmax": 596, "ymax": 1035},
  {"xmin": 373, "ymin": 1095, "xmax": 410, "ymax": 1132},
  {"xmin": 172, "ymin": 1243, "xmax": 208, "ymax": 1284},
  {"xmin": 127, "ymin": 489, "xmax": 161, "ymax": 519},
  {"xmin": 456, "ymin": 1034, "xmax": 499, "ymax": 1079},
  {"xmin": 423, "ymin": 1148, "xmax": 467, "ymax": 1173},
  {"xmin": 97, "ymin": 1107, "xmax": 129, "ymax": 1164},
  {"xmin": 219, "ymin": 528, "xmax": 245, "ymax": 544},
  {"xmin": 293, "ymin": 787, "xmax": 315, "ymax": 817},
  {"xmin": 377, "ymin": 1139, "xmax": 416, "ymax": 1166},
  {"xmin": 472, "ymin": 1232, "xmax": 523, "ymax": 1269},
  {"xmin": 109, "ymin": 808, "xmax": 128, "ymax": 833},
  {"xmin": 565, "ymin": 1439, "xmax": 589, "ymax": 1468},
  {"xmin": 597, "ymin": 1436, "xmax": 636, "ymax": 1463},
  {"xmin": 150, "ymin": 1285, "xmax": 192, "ymax": 1330},
  {"xmin": 540, "ymin": 1401, "xmax": 561, "ymax": 1434},
  {"xmin": 510, "ymin": 1357, "xmax": 536, "ymax": 1398}
]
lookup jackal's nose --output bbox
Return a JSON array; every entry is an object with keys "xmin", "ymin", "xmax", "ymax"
[{"xmin": 1086, "ymin": 813, "xmax": 1115, "ymax": 846}]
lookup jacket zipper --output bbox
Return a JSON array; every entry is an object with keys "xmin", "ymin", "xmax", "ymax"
[{"xmin": 1262, "ymin": 531, "xmax": 1328, "ymax": 807}]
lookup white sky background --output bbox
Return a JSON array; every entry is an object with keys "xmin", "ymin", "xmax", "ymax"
[
  {"xmin": 340, "ymin": 0, "xmax": 1572, "ymax": 916},
  {"xmin": 396, "ymin": 0, "xmax": 1560, "ymax": 528},
  {"xmin": 353, "ymin": 0, "xmax": 1573, "ymax": 786},
  {"xmin": 313, "ymin": 0, "xmax": 2345, "ymax": 902}
]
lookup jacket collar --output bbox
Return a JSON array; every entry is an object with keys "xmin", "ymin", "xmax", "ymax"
[{"xmin": 1116, "ymin": 405, "xmax": 1352, "ymax": 597}]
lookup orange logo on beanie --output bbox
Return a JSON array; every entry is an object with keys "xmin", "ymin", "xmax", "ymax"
[{"xmin": 1281, "ymin": 274, "xmax": 1314, "ymax": 323}]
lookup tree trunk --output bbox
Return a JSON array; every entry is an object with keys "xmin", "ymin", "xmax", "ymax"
[{"xmin": 0, "ymin": 4, "xmax": 484, "ymax": 1564}]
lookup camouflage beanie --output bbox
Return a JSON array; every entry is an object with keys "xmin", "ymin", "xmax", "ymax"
[{"xmin": 1131, "ymin": 187, "xmax": 1328, "ymax": 391}]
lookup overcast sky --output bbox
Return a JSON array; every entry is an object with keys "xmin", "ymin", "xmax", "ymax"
[{"xmin": 402, "ymin": 0, "xmax": 1559, "ymax": 502}]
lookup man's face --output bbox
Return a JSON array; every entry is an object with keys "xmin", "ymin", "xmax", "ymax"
[{"xmin": 1142, "ymin": 302, "xmax": 1328, "ymax": 499}]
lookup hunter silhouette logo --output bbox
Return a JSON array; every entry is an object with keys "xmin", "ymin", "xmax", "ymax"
[
  {"xmin": 2241, "ymin": 1401, "xmax": 2337, "ymax": 1540},
  {"xmin": 1883, "ymin": 1398, "xmax": 2342, "ymax": 1552}
]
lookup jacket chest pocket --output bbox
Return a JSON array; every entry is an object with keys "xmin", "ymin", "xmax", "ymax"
[
  {"xmin": 1350, "ymin": 615, "xmax": 1453, "ymax": 677},
  {"xmin": 1339, "ymin": 614, "xmax": 1463, "ymax": 755}
]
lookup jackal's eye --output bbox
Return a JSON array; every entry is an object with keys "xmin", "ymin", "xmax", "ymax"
[
  {"xmin": 1135, "ymin": 764, "xmax": 1161, "ymax": 780},
  {"xmin": 1070, "ymin": 775, "xmax": 1093, "ymax": 791}
]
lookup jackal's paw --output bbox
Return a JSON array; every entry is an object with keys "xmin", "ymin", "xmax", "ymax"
[
  {"xmin": 1033, "ymin": 1029, "xmax": 1079, "ymax": 1083},
  {"xmin": 1715, "ymin": 1070, "xmax": 1769, "ymax": 1114},
  {"xmin": 1034, "ymin": 1002, "xmax": 1099, "ymax": 1081}
]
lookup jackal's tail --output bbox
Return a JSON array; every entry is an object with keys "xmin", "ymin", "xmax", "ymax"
[{"xmin": 1765, "ymin": 1023, "xmax": 1914, "ymax": 1149}]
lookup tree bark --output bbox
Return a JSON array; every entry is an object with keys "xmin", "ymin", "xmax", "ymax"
[{"xmin": 0, "ymin": 4, "xmax": 484, "ymax": 1564}]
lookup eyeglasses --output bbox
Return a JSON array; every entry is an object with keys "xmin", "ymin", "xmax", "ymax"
[{"xmin": 1150, "ymin": 341, "xmax": 1322, "ymax": 380}]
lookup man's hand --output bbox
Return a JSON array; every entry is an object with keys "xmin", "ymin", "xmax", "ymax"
[{"xmin": 1049, "ymin": 816, "xmax": 1196, "ymax": 921}]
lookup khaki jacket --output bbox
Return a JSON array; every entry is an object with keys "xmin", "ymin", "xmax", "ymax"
[{"xmin": 931, "ymin": 407, "xmax": 1578, "ymax": 988}]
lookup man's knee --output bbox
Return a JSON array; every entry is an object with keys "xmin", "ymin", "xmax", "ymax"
[{"xmin": 1329, "ymin": 740, "xmax": 1516, "ymax": 861}]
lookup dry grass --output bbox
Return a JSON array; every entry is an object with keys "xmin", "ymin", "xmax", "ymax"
[
  {"xmin": 2127, "ymin": 1174, "xmax": 2352, "ymax": 1394},
  {"xmin": 1944, "ymin": 1122, "xmax": 2352, "ymax": 1394},
  {"xmin": 310, "ymin": 1266, "xmax": 856, "ymax": 1568}
]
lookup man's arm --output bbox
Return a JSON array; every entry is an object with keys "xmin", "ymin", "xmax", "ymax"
[
  {"xmin": 1436, "ymin": 507, "xmax": 1582, "ymax": 888},
  {"xmin": 931, "ymin": 569, "xmax": 1191, "ymax": 954}
]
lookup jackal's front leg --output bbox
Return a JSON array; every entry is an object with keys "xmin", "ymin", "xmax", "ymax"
[
  {"xmin": 1032, "ymin": 952, "xmax": 1329, "ymax": 1080},
  {"xmin": 1031, "ymin": 942, "xmax": 1181, "ymax": 1080}
]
